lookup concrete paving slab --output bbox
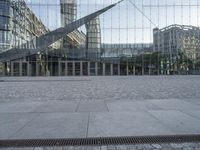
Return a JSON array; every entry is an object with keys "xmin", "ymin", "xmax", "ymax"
[
  {"xmin": 87, "ymin": 112, "xmax": 173, "ymax": 137},
  {"xmin": 11, "ymin": 113, "xmax": 89, "ymax": 139},
  {"xmin": 183, "ymin": 99, "xmax": 200, "ymax": 106},
  {"xmin": 0, "ymin": 113, "xmax": 37, "ymax": 139},
  {"xmin": 33, "ymin": 101, "xmax": 78, "ymax": 113},
  {"xmin": 148, "ymin": 110, "xmax": 200, "ymax": 134},
  {"xmin": 0, "ymin": 102, "xmax": 44, "ymax": 113},
  {"xmin": 181, "ymin": 110, "xmax": 200, "ymax": 120},
  {"xmin": 107, "ymin": 101, "xmax": 161, "ymax": 112},
  {"xmin": 148, "ymin": 99, "xmax": 200, "ymax": 111},
  {"xmin": 77, "ymin": 101, "xmax": 108, "ymax": 112}
]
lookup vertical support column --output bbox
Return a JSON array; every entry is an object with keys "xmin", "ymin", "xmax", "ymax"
[
  {"xmin": 95, "ymin": 62, "xmax": 98, "ymax": 76},
  {"xmin": 126, "ymin": 62, "xmax": 129, "ymax": 76},
  {"xmin": 72, "ymin": 61, "xmax": 75, "ymax": 76},
  {"xmin": 58, "ymin": 61, "xmax": 61, "ymax": 76},
  {"xmin": 110, "ymin": 64, "xmax": 113, "ymax": 76},
  {"xmin": 103, "ymin": 63, "xmax": 105, "ymax": 76},
  {"xmin": 2, "ymin": 63, "xmax": 6, "ymax": 76},
  {"xmin": 11, "ymin": 61, "xmax": 14, "ymax": 76},
  {"xmin": 133, "ymin": 66, "xmax": 136, "ymax": 75},
  {"xmin": 65, "ymin": 62, "xmax": 68, "ymax": 76},
  {"xmin": 88, "ymin": 62, "xmax": 90, "ymax": 76},
  {"xmin": 80, "ymin": 61, "xmax": 83, "ymax": 76},
  {"xmin": 1, "ymin": 63, "xmax": 4, "ymax": 76},
  {"xmin": 19, "ymin": 61, "xmax": 22, "ymax": 76},
  {"xmin": 36, "ymin": 62, "xmax": 39, "ymax": 76},
  {"xmin": 118, "ymin": 63, "xmax": 120, "ymax": 76},
  {"xmin": 27, "ymin": 62, "xmax": 30, "ymax": 76}
]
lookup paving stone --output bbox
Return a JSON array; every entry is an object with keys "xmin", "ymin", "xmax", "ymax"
[
  {"xmin": 170, "ymin": 143, "xmax": 184, "ymax": 148},
  {"xmin": 33, "ymin": 101, "xmax": 78, "ymax": 113},
  {"xmin": 148, "ymin": 110, "xmax": 200, "ymax": 134},
  {"xmin": 11, "ymin": 113, "xmax": 89, "ymax": 139},
  {"xmin": 152, "ymin": 144, "xmax": 162, "ymax": 149},
  {"xmin": 148, "ymin": 99, "xmax": 200, "ymax": 111},
  {"xmin": 107, "ymin": 101, "xmax": 161, "ymax": 112},
  {"xmin": 100, "ymin": 146, "xmax": 107, "ymax": 150},
  {"xmin": 88, "ymin": 112, "xmax": 173, "ymax": 137},
  {"xmin": 77, "ymin": 101, "xmax": 108, "ymax": 112},
  {"xmin": 0, "ymin": 113, "xmax": 38, "ymax": 139}
]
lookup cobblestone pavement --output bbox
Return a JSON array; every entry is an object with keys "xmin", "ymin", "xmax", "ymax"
[
  {"xmin": 1, "ymin": 143, "xmax": 200, "ymax": 150},
  {"xmin": 0, "ymin": 76, "xmax": 200, "ymax": 102}
]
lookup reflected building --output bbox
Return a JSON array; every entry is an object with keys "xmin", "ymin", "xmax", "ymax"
[
  {"xmin": 60, "ymin": 0, "xmax": 86, "ymax": 58},
  {"xmin": 0, "ymin": 0, "xmax": 48, "ymax": 52},
  {"xmin": 153, "ymin": 24, "xmax": 200, "ymax": 60},
  {"xmin": 86, "ymin": 17, "xmax": 101, "ymax": 59}
]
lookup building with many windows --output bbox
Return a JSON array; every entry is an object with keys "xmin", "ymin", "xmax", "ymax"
[
  {"xmin": 153, "ymin": 24, "xmax": 200, "ymax": 60},
  {"xmin": 0, "ymin": 0, "xmax": 48, "ymax": 52}
]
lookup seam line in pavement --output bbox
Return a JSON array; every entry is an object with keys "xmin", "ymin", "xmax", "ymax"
[
  {"xmin": 146, "ymin": 110, "xmax": 175, "ymax": 133},
  {"xmin": 104, "ymin": 101, "xmax": 110, "ymax": 112},
  {"xmin": 178, "ymin": 109, "xmax": 200, "ymax": 121},
  {"xmin": 75, "ymin": 100, "xmax": 81, "ymax": 112},
  {"xmin": 86, "ymin": 112, "xmax": 90, "ymax": 138},
  {"xmin": 8, "ymin": 114, "xmax": 41, "ymax": 139}
]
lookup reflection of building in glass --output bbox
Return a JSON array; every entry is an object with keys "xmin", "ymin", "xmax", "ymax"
[
  {"xmin": 86, "ymin": 17, "xmax": 101, "ymax": 59},
  {"xmin": 60, "ymin": 0, "xmax": 86, "ymax": 57},
  {"xmin": 60, "ymin": 0, "xmax": 77, "ymax": 26},
  {"xmin": 102, "ymin": 43, "xmax": 153, "ymax": 57},
  {"xmin": 153, "ymin": 24, "xmax": 200, "ymax": 60},
  {"xmin": 0, "ymin": 0, "xmax": 48, "ymax": 53}
]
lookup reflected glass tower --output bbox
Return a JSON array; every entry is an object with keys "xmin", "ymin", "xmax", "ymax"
[
  {"xmin": 60, "ymin": 0, "xmax": 77, "ymax": 26},
  {"xmin": 86, "ymin": 16, "xmax": 101, "ymax": 59}
]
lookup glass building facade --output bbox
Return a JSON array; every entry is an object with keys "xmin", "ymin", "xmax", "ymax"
[
  {"xmin": 0, "ymin": 0, "xmax": 47, "ymax": 53},
  {"xmin": 0, "ymin": 0, "xmax": 12, "ymax": 51},
  {"xmin": 0, "ymin": 0, "xmax": 200, "ymax": 76}
]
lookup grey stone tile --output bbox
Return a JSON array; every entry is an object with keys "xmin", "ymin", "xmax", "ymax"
[
  {"xmin": 0, "ymin": 113, "xmax": 37, "ymax": 139},
  {"xmin": 33, "ymin": 101, "xmax": 78, "ymax": 113},
  {"xmin": 88, "ymin": 112, "xmax": 173, "ymax": 137},
  {"xmin": 148, "ymin": 99, "xmax": 200, "ymax": 111},
  {"xmin": 77, "ymin": 101, "xmax": 108, "ymax": 112},
  {"xmin": 148, "ymin": 110, "xmax": 200, "ymax": 134},
  {"xmin": 0, "ymin": 102, "xmax": 44, "ymax": 113},
  {"xmin": 11, "ymin": 113, "xmax": 89, "ymax": 139},
  {"xmin": 107, "ymin": 101, "xmax": 161, "ymax": 112},
  {"xmin": 181, "ymin": 110, "xmax": 200, "ymax": 120}
]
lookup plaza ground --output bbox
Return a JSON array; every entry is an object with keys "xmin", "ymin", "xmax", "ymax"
[{"xmin": 0, "ymin": 76, "xmax": 200, "ymax": 149}]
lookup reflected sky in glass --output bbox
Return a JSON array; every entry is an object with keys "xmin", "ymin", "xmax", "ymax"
[{"xmin": 25, "ymin": 0, "xmax": 200, "ymax": 43}]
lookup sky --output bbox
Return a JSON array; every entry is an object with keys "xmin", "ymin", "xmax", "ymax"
[{"xmin": 25, "ymin": 0, "xmax": 200, "ymax": 44}]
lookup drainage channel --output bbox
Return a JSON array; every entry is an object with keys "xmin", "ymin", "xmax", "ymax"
[{"xmin": 0, "ymin": 135, "xmax": 200, "ymax": 148}]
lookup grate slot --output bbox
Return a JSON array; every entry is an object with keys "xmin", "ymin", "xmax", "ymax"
[{"xmin": 0, "ymin": 134, "xmax": 200, "ymax": 148}]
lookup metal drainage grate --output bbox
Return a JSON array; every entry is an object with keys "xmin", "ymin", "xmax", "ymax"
[{"xmin": 0, "ymin": 135, "xmax": 200, "ymax": 148}]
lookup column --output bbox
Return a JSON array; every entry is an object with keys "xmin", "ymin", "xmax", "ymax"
[
  {"xmin": 142, "ymin": 67, "xmax": 144, "ymax": 76},
  {"xmin": 19, "ymin": 61, "xmax": 22, "ymax": 76},
  {"xmin": 126, "ymin": 62, "xmax": 129, "ymax": 76},
  {"xmin": 65, "ymin": 62, "xmax": 68, "ymax": 76},
  {"xmin": 36, "ymin": 62, "xmax": 39, "ymax": 76},
  {"xmin": 88, "ymin": 62, "xmax": 90, "ymax": 76},
  {"xmin": 110, "ymin": 64, "xmax": 113, "ymax": 76},
  {"xmin": 2, "ymin": 63, "xmax": 6, "ymax": 76},
  {"xmin": 58, "ymin": 61, "xmax": 61, "ymax": 76},
  {"xmin": 0, "ymin": 63, "xmax": 5, "ymax": 76},
  {"xmin": 27, "ymin": 62, "xmax": 31, "ymax": 76},
  {"xmin": 118, "ymin": 63, "xmax": 120, "ymax": 76},
  {"xmin": 95, "ymin": 62, "xmax": 98, "ymax": 76},
  {"xmin": 80, "ymin": 61, "xmax": 83, "ymax": 76},
  {"xmin": 72, "ymin": 61, "xmax": 75, "ymax": 76},
  {"xmin": 133, "ymin": 66, "xmax": 136, "ymax": 75},
  {"xmin": 11, "ymin": 61, "xmax": 14, "ymax": 76},
  {"xmin": 103, "ymin": 63, "xmax": 105, "ymax": 76}
]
